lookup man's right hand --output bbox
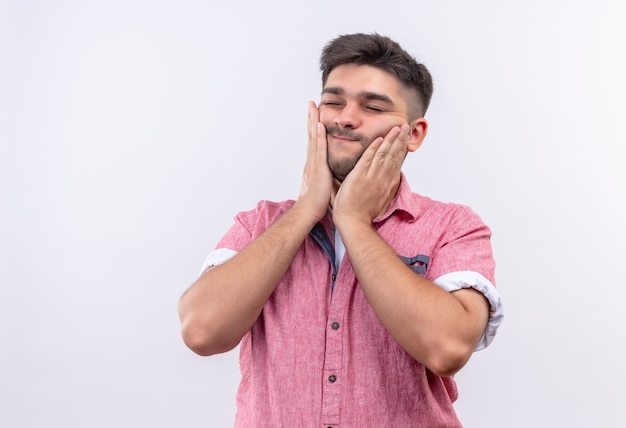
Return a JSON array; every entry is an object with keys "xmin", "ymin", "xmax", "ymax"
[
  {"xmin": 179, "ymin": 103, "xmax": 336, "ymax": 356},
  {"xmin": 295, "ymin": 101, "xmax": 333, "ymax": 223}
]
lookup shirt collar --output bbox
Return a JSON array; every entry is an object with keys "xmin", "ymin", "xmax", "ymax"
[{"xmin": 373, "ymin": 173, "xmax": 420, "ymax": 223}]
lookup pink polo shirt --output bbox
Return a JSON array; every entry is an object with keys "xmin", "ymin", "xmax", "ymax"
[{"xmin": 203, "ymin": 175, "xmax": 503, "ymax": 427}]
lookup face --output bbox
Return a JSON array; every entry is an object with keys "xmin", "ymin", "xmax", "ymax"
[{"xmin": 319, "ymin": 64, "xmax": 413, "ymax": 182}]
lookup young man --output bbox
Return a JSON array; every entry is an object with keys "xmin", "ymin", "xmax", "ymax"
[{"xmin": 179, "ymin": 33, "xmax": 504, "ymax": 427}]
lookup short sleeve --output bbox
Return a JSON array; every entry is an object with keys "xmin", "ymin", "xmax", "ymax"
[{"xmin": 426, "ymin": 206, "xmax": 496, "ymax": 286}]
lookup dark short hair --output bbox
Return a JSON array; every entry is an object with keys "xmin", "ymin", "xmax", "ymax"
[{"xmin": 320, "ymin": 33, "xmax": 433, "ymax": 118}]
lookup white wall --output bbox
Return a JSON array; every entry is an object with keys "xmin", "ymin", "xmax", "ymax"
[{"xmin": 1, "ymin": 1, "xmax": 624, "ymax": 426}]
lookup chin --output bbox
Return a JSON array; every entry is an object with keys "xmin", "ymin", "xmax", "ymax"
[{"xmin": 328, "ymin": 162, "xmax": 354, "ymax": 183}]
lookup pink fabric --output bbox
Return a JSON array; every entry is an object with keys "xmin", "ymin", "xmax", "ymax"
[{"xmin": 215, "ymin": 176, "xmax": 495, "ymax": 427}]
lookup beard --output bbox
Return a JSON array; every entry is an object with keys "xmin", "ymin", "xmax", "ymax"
[
  {"xmin": 325, "ymin": 125, "xmax": 370, "ymax": 182},
  {"xmin": 328, "ymin": 155, "xmax": 359, "ymax": 183}
]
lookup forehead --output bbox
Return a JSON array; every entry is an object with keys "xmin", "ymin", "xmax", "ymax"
[{"xmin": 323, "ymin": 64, "xmax": 406, "ymax": 105}]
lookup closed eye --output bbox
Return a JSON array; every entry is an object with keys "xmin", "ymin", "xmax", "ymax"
[
  {"xmin": 322, "ymin": 100, "xmax": 344, "ymax": 107},
  {"xmin": 364, "ymin": 105, "xmax": 385, "ymax": 112}
]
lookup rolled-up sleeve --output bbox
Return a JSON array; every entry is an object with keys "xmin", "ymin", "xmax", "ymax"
[{"xmin": 434, "ymin": 270, "xmax": 504, "ymax": 351}]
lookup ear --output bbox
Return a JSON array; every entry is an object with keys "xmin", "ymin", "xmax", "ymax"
[{"xmin": 407, "ymin": 118, "xmax": 428, "ymax": 152}]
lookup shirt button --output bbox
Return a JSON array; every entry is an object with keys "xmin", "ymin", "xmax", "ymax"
[
  {"xmin": 331, "ymin": 322, "xmax": 340, "ymax": 330},
  {"xmin": 331, "ymin": 273, "xmax": 336, "ymax": 281},
  {"xmin": 328, "ymin": 375, "xmax": 337, "ymax": 383}
]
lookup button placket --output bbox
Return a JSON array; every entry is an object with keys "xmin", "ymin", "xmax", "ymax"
[{"xmin": 321, "ymin": 270, "xmax": 345, "ymax": 426}]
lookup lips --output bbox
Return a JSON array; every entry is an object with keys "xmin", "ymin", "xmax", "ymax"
[
  {"xmin": 325, "ymin": 126, "xmax": 366, "ymax": 145},
  {"xmin": 331, "ymin": 134, "xmax": 357, "ymax": 142},
  {"xmin": 329, "ymin": 132, "xmax": 365, "ymax": 145}
]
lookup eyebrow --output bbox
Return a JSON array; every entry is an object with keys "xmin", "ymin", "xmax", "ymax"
[{"xmin": 322, "ymin": 87, "xmax": 394, "ymax": 105}]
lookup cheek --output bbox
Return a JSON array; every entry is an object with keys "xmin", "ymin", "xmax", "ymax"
[
  {"xmin": 373, "ymin": 121, "xmax": 404, "ymax": 139},
  {"xmin": 366, "ymin": 126, "xmax": 389, "ymax": 141},
  {"xmin": 318, "ymin": 107, "xmax": 334, "ymax": 124}
]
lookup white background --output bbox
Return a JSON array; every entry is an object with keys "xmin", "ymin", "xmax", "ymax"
[{"xmin": 1, "ymin": 1, "xmax": 625, "ymax": 427}]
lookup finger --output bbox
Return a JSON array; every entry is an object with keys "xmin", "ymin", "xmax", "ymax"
[
  {"xmin": 382, "ymin": 131, "xmax": 408, "ymax": 175},
  {"xmin": 352, "ymin": 136, "xmax": 384, "ymax": 171},
  {"xmin": 388, "ymin": 123, "xmax": 410, "ymax": 153},
  {"xmin": 366, "ymin": 126, "xmax": 402, "ymax": 168},
  {"xmin": 307, "ymin": 101, "xmax": 320, "ymax": 158},
  {"xmin": 316, "ymin": 122, "xmax": 327, "ymax": 162},
  {"xmin": 307, "ymin": 101, "xmax": 318, "ymax": 137},
  {"xmin": 363, "ymin": 126, "xmax": 409, "ymax": 177},
  {"xmin": 383, "ymin": 123, "xmax": 410, "ymax": 154},
  {"xmin": 310, "ymin": 101, "xmax": 327, "ymax": 162}
]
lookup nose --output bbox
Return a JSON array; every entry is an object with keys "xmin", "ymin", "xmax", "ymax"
[{"xmin": 334, "ymin": 103, "xmax": 361, "ymax": 129}]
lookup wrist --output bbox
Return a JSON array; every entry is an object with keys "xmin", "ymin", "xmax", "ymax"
[
  {"xmin": 333, "ymin": 212, "xmax": 373, "ymax": 234},
  {"xmin": 291, "ymin": 199, "xmax": 328, "ymax": 228}
]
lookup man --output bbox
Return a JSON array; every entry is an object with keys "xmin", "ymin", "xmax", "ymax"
[{"xmin": 179, "ymin": 33, "xmax": 503, "ymax": 427}]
